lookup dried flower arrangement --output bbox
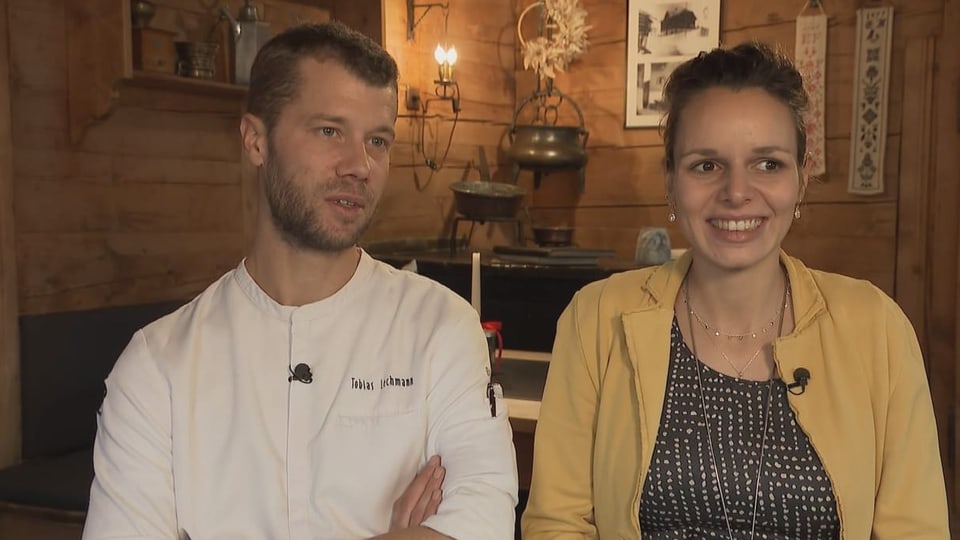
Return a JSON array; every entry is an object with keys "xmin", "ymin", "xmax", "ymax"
[{"xmin": 518, "ymin": 0, "xmax": 590, "ymax": 80}]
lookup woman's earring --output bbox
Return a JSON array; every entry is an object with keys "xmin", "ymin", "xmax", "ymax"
[
  {"xmin": 668, "ymin": 211, "xmax": 677, "ymax": 223},
  {"xmin": 794, "ymin": 204, "xmax": 801, "ymax": 220}
]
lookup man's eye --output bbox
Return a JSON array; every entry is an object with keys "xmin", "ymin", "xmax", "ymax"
[
  {"xmin": 319, "ymin": 127, "xmax": 337, "ymax": 136},
  {"xmin": 370, "ymin": 136, "xmax": 387, "ymax": 148}
]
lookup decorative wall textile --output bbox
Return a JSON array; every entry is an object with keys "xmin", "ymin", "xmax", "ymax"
[
  {"xmin": 795, "ymin": 7, "xmax": 828, "ymax": 176},
  {"xmin": 848, "ymin": 6, "xmax": 894, "ymax": 195}
]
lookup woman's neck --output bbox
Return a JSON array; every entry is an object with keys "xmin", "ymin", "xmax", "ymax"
[{"xmin": 683, "ymin": 257, "xmax": 788, "ymax": 337}]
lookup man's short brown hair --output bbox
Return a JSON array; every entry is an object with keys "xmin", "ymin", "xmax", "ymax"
[{"xmin": 246, "ymin": 21, "xmax": 399, "ymax": 131}]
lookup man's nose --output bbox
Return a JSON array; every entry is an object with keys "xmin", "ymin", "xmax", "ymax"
[{"xmin": 336, "ymin": 139, "xmax": 372, "ymax": 180}]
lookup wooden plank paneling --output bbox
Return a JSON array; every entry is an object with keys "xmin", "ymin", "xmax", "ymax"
[
  {"xmin": 80, "ymin": 108, "xmax": 241, "ymax": 161},
  {"xmin": 7, "ymin": 5, "xmax": 66, "ymax": 92},
  {"xmin": 327, "ymin": 0, "xmax": 380, "ymax": 43},
  {"xmin": 0, "ymin": 0, "xmax": 20, "ymax": 469},
  {"xmin": 373, "ymin": 0, "xmax": 517, "ymax": 246},
  {"xmin": 11, "ymin": 0, "xmax": 256, "ymax": 313},
  {"xmin": 929, "ymin": 0, "xmax": 960, "ymax": 526},
  {"xmin": 10, "ymin": 93, "xmax": 69, "ymax": 149},
  {"xmin": 17, "ymin": 232, "xmax": 242, "ymax": 314},
  {"xmin": 895, "ymin": 37, "xmax": 935, "ymax": 351},
  {"xmin": 65, "ymin": 0, "xmax": 129, "ymax": 143}
]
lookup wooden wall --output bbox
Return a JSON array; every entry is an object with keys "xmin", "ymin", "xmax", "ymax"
[
  {"xmin": 15, "ymin": 0, "xmax": 936, "ymax": 310},
  {"xmin": 929, "ymin": 0, "xmax": 960, "ymax": 526},
  {"xmin": 9, "ymin": 0, "xmax": 330, "ymax": 316},
  {"xmin": 0, "ymin": 0, "xmax": 21, "ymax": 470},
  {"xmin": 356, "ymin": 0, "xmax": 947, "ymax": 299},
  {"xmin": 367, "ymin": 0, "xmax": 520, "ymax": 247}
]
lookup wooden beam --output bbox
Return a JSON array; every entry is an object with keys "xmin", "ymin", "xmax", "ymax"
[
  {"xmin": 939, "ymin": 0, "xmax": 960, "ymax": 526},
  {"xmin": 922, "ymin": 0, "xmax": 960, "ymax": 527},
  {"xmin": 65, "ymin": 0, "xmax": 129, "ymax": 143},
  {"xmin": 0, "ymin": 0, "xmax": 21, "ymax": 469},
  {"xmin": 895, "ymin": 37, "xmax": 935, "ymax": 358}
]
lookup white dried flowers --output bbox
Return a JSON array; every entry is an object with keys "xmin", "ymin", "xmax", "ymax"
[{"xmin": 520, "ymin": 0, "xmax": 590, "ymax": 79}]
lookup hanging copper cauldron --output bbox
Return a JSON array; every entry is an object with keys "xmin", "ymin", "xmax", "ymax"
[
  {"xmin": 508, "ymin": 83, "xmax": 589, "ymax": 190},
  {"xmin": 509, "ymin": 125, "xmax": 587, "ymax": 169}
]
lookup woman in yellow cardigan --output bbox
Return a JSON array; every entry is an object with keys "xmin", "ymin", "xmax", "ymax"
[{"xmin": 521, "ymin": 42, "xmax": 949, "ymax": 539}]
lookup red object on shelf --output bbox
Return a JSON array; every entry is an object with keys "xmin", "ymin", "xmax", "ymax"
[{"xmin": 482, "ymin": 321, "xmax": 504, "ymax": 372}]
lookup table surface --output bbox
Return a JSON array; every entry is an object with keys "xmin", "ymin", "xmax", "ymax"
[{"xmin": 498, "ymin": 349, "xmax": 548, "ymax": 433}]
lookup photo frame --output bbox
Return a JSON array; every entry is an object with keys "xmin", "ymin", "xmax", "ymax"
[{"xmin": 625, "ymin": 0, "xmax": 721, "ymax": 128}]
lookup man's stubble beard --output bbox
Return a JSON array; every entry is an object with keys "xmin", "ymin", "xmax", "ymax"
[{"xmin": 262, "ymin": 140, "xmax": 376, "ymax": 253}]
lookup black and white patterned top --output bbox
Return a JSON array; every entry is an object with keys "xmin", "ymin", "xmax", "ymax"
[{"xmin": 638, "ymin": 318, "xmax": 840, "ymax": 539}]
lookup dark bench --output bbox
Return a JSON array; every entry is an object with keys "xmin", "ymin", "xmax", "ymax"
[{"xmin": 0, "ymin": 300, "xmax": 184, "ymax": 537}]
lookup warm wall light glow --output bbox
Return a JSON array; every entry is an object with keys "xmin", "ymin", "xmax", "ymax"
[
  {"xmin": 434, "ymin": 44, "xmax": 457, "ymax": 84},
  {"xmin": 434, "ymin": 45, "xmax": 458, "ymax": 66}
]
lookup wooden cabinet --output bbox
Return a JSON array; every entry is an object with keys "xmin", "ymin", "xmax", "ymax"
[{"xmin": 64, "ymin": 0, "xmax": 382, "ymax": 143}]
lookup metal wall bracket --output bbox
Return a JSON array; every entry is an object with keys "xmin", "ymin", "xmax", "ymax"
[{"xmin": 407, "ymin": 0, "xmax": 448, "ymax": 40}]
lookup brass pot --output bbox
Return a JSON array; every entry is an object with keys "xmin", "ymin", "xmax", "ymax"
[
  {"xmin": 449, "ymin": 181, "xmax": 526, "ymax": 220},
  {"xmin": 507, "ymin": 125, "xmax": 588, "ymax": 170},
  {"xmin": 531, "ymin": 225, "xmax": 574, "ymax": 247}
]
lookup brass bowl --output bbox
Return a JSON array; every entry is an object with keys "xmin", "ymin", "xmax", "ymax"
[
  {"xmin": 532, "ymin": 225, "xmax": 574, "ymax": 247},
  {"xmin": 508, "ymin": 125, "xmax": 588, "ymax": 170},
  {"xmin": 449, "ymin": 181, "xmax": 526, "ymax": 220}
]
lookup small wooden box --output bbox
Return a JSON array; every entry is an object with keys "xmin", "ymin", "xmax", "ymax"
[{"xmin": 132, "ymin": 28, "xmax": 177, "ymax": 74}]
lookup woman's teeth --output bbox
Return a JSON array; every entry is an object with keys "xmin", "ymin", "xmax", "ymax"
[{"xmin": 711, "ymin": 218, "xmax": 762, "ymax": 231}]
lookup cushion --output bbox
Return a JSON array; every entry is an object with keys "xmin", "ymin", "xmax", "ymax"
[
  {"xmin": 0, "ymin": 448, "xmax": 93, "ymax": 511},
  {"xmin": 19, "ymin": 301, "xmax": 184, "ymax": 459}
]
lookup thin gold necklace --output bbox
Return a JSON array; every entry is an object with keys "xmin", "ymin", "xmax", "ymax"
[
  {"xmin": 681, "ymin": 281, "xmax": 790, "ymax": 379},
  {"xmin": 684, "ymin": 276, "xmax": 789, "ymax": 540},
  {"xmin": 684, "ymin": 288, "xmax": 790, "ymax": 341}
]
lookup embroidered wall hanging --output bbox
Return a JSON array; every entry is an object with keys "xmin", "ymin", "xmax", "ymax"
[
  {"xmin": 848, "ymin": 6, "xmax": 894, "ymax": 195},
  {"xmin": 795, "ymin": 3, "xmax": 828, "ymax": 176}
]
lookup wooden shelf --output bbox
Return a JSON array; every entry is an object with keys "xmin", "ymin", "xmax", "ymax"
[
  {"xmin": 63, "ymin": 0, "xmax": 380, "ymax": 142},
  {"xmin": 123, "ymin": 71, "xmax": 248, "ymax": 99}
]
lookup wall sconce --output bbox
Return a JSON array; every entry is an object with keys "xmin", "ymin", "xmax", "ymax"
[
  {"xmin": 431, "ymin": 44, "xmax": 461, "ymax": 113},
  {"xmin": 405, "ymin": 0, "xmax": 462, "ymax": 171},
  {"xmin": 406, "ymin": 0, "xmax": 461, "ymax": 114}
]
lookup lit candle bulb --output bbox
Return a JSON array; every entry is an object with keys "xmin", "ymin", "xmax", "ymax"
[{"xmin": 434, "ymin": 44, "xmax": 456, "ymax": 84}]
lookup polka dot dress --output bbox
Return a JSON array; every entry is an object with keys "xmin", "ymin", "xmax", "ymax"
[{"xmin": 638, "ymin": 318, "xmax": 840, "ymax": 539}]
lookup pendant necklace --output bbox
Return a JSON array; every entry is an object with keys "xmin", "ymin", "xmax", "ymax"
[
  {"xmin": 683, "ymin": 283, "xmax": 791, "ymax": 379},
  {"xmin": 684, "ymin": 276, "xmax": 789, "ymax": 540}
]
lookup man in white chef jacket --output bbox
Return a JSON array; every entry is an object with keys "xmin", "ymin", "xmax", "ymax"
[{"xmin": 82, "ymin": 21, "xmax": 518, "ymax": 540}]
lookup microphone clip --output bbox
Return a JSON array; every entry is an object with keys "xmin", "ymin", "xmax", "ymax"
[
  {"xmin": 786, "ymin": 367, "xmax": 810, "ymax": 395},
  {"xmin": 288, "ymin": 363, "xmax": 313, "ymax": 384}
]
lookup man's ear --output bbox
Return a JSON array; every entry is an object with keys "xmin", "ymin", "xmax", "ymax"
[{"xmin": 240, "ymin": 113, "xmax": 268, "ymax": 167}]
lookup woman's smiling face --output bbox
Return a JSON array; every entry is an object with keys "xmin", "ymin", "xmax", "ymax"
[{"xmin": 666, "ymin": 85, "xmax": 809, "ymax": 273}]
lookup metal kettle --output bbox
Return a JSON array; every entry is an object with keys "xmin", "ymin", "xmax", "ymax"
[{"xmin": 217, "ymin": 0, "xmax": 270, "ymax": 85}]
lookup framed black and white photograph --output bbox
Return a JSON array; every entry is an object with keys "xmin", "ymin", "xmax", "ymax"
[{"xmin": 625, "ymin": 0, "xmax": 721, "ymax": 127}]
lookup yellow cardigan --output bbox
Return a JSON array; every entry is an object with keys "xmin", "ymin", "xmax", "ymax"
[{"xmin": 521, "ymin": 252, "xmax": 949, "ymax": 539}]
